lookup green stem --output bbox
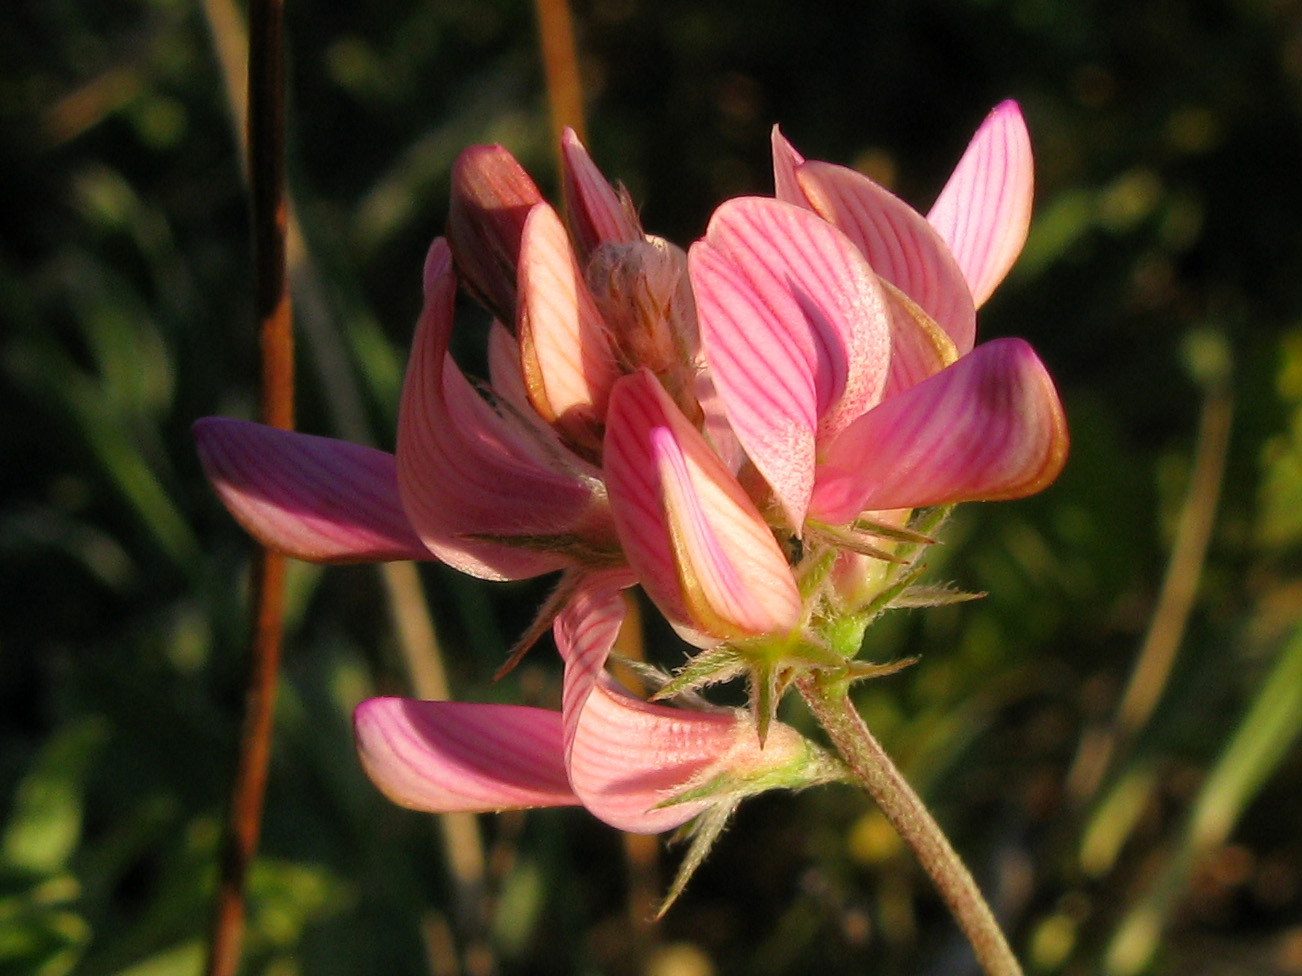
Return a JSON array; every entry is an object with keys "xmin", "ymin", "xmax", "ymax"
[{"xmin": 797, "ymin": 674, "xmax": 1023, "ymax": 976}]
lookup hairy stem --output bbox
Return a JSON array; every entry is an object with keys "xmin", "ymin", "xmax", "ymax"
[{"xmin": 797, "ymin": 674, "xmax": 1023, "ymax": 976}]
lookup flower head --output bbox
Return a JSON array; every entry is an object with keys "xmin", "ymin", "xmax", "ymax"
[{"xmin": 195, "ymin": 107, "xmax": 1068, "ymax": 871}]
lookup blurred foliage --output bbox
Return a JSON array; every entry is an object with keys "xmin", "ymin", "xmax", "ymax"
[{"xmin": 5, "ymin": 0, "xmax": 1302, "ymax": 974}]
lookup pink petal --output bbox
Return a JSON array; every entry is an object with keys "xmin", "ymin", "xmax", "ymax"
[
  {"xmin": 603, "ymin": 371, "xmax": 801, "ymax": 642},
  {"xmin": 354, "ymin": 697, "xmax": 578, "ymax": 812},
  {"xmin": 927, "ymin": 101, "xmax": 1034, "ymax": 309},
  {"xmin": 446, "ymin": 144, "xmax": 544, "ymax": 324},
  {"xmin": 194, "ymin": 417, "xmax": 431, "ymax": 563},
  {"xmin": 795, "ymin": 160, "xmax": 977, "ymax": 354},
  {"xmin": 396, "ymin": 239, "xmax": 600, "ymax": 580},
  {"xmin": 770, "ymin": 125, "xmax": 806, "ymax": 206},
  {"xmin": 810, "ymin": 338, "xmax": 1070, "ymax": 522},
  {"xmin": 560, "ymin": 127, "xmax": 643, "ymax": 259},
  {"xmin": 690, "ymin": 197, "xmax": 892, "ymax": 528},
  {"xmin": 554, "ymin": 572, "xmax": 632, "ymax": 735},
  {"xmin": 551, "ymin": 579, "xmax": 787, "ymax": 834},
  {"xmin": 566, "ymin": 674, "xmax": 738, "ymax": 832},
  {"xmin": 517, "ymin": 203, "xmax": 621, "ymax": 453}
]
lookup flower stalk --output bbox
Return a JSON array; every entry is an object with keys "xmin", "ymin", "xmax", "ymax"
[{"xmin": 797, "ymin": 672, "xmax": 1024, "ymax": 976}]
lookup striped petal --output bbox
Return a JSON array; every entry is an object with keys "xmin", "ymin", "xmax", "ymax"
[
  {"xmin": 553, "ymin": 580, "xmax": 809, "ymax": 834},
  {"xmin": 561, "ymin": 127, "xmax": 643, "ymax": 259},
  {"xmin": 603, "ymin": 370, "xmax": 801, "ymax": 642},
  {"xmin": 447, "ymin": 144, "xmax": 544, "ymax": 324},
  {"xmin": 194, "ymin": 417, "xmax": 431, "ymax": 563},
  {"xmin": 396, "ymin": 239, "xmax": 598, "ymax": 580},
  {"xmin": 927, "ymin": 101, "xmax": 1034, "ymax": 309},
  {"xmin": 517, "ymin": 203, "xmax": 621, "ymax": 454},
  {"xmin": 354, "ymin": 697, "xmax": 577, "ymax": 812},
  {"xmin": 690, "ymin": 197, "xmax": 892, "ymax": 528},
  {"xmin": 794, "ymin": 161, "xmax": 977, "ymax": 354},
  {"xmin": 810, "ymin": 338, "xmax": 1069, "ymax": 522}
]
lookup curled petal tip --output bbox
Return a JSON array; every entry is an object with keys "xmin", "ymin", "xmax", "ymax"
[
  {"xmin": 561, "ymin": 128, "xmax": 643, "ymax": 257},
  {"xmin": 770, "ymin": 125, "xmax": 806, "ymax": 205}
]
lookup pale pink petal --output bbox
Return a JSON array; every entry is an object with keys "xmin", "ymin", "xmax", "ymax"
[
  {"xmin": 880, "ymin": 281, "xmax": 959, "ymax": 398},
  {"xmin": 770, "ymin": 125, "xmax": 806, "ymax": 206},
  {"xmin": 795, "ymin": 161, "xmax": 977, "ymax": 354},
  {"xmin": 690, "ymin": 197, "xmax": 892, "ymax": 528},
  {"xmin": 810, "ymin": 338, "xmax": 1069, "ymax": 522},
  {"xmin": 566, "ymin": 674, "xmax": 735, "ymax": 832},
  {"xmin": 446, "ymin": 144, "xmax": 544, "ymax": 324},
  {"xmin": 554, "ymin": 571, "xmax": 632, "ymax": 738},
  {"xmin": 560, "ymin": 127, "xmax": 643, "ymax": 259},
  {"xmin": 603, "ymin": 370, "xmax": 801, "ymax": 641},
  {"xmin": 927, "ymin": 101, "xmax": 1034, "ymax": 308},
  {"xmin": 354, "ymin": 697, "xmax": 577, "ymax": 812},
  {"xmin": 486, "ymin": 321, "xmax": 603, "ymax": 476},
  {"xmin": 396, "ymin": 239, "xmax": 598, "ymax": 580},
  {"xmin": 694, "ymin": 368, "xmax": 747, "ymax": 475},
  {"xmin": 194, "ymin": 418, "xmax": 432, "ymax": 563},
  {"xmin": 550, "ymin": 580, "xmax": 739, "ymax": 833},
  {"xmin": 517, "ymin": 203, "xmax": 621, "ymax": 453}
]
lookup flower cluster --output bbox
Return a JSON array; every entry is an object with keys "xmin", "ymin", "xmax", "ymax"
[{"xmin": 195, "ymin": 103, "xmax": 1066, "ymax": 854}]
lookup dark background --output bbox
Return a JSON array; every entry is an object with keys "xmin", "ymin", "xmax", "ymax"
[{"xmin": 5, "ymin": 0, "xmax": 1302, "ymax": 973}]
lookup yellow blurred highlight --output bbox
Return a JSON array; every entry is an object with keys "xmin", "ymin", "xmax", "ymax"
[{"xmin": 848, "ymin": 810, "xmax": 903, "ymax": 865}]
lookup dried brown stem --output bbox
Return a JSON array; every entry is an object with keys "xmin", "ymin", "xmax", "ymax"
[
  {"xmin": 205, "ymin": 1, "xmax": 292, "ymax": 974},
  {"xmin": 533, "ymin": 0, "xmax": 586, "ymax": 148},
  {"xmin": 1067, "ymin": 382, "xmax": 1233, "ymax": 804}
]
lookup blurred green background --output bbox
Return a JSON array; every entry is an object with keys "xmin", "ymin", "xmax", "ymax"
[{"xmin": 6, "ymin": 0, "xmax": 1302, "ymax": 974}]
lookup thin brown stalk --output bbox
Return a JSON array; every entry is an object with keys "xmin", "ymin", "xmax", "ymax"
[
  {"xmin": 201, "ymin": 4, "xmax": 493, "ymax": 970},
  {"xmin": 205, "ymin": 2, "xmax": 291, "ymax": 975},
  {"xmin": 1066, "ymin": 382, "xmax": 1233, "ymax": 804},
  {"xmin": 532, "ymin": 0, "xmax": 586, "ymax": 148}
]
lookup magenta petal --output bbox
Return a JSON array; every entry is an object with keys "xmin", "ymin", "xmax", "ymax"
[
  {"xmin": 354, "ymin": 697, "xmax": 578, "ymax": 813},
  {"xmin": 795, "ymin": 160, "xmax": 977, "ymax": 354},
  {"xmin": 396, "ymin": 239, "xmax": 596, "ymax": 580},
  {"xmin": 927, "ymin": 101, "xmax": 1034, "ymax": 309},
  {"xmin": 561, "ymin": 127, "xmax": 643, "ymax": 258},
  {"xmin": 690, "ymin": 197, "xmax": 892, "ymax": 527},
  {"xmin": 604, "ymin": 371, "xmax": 802, "ymax": 642},
  {"xmin": 810, "ymin": 338, "xmax": 1070, "ymax": 522},
  {"xmin": 194, "ymin": 417, "xmax": 431, "ymax": 563}
]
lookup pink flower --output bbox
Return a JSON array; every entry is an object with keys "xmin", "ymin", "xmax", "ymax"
[
  {"xmin": 195, "ymin": 129, "xmax": 802, "ymax": 645},
  {"xmin": 354, "ymin": 572, "xmax": 833, "ymax": 834},
  {"xmin": 197, "ymin": 106, "xmax": 1069, "ymax": 849},
  {"xmin": 193, "ymin": 137, "xmax": 622, "ymax": 581},
  {"xmin": 687, "ymin": 101, "xmax": 1067, "ymax": 542}
]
